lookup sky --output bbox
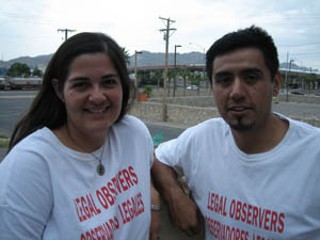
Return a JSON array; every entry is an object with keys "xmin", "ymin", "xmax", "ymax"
[{"xmin": 1, "ymin": 0, "xmax": 320, "ymax": 70}]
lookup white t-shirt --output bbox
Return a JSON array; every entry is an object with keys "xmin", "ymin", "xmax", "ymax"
[
  {"xmin": 155, "ymin": 115, "xmax": 320, "ymax": 239},
  {"xmin": 0, "ymin": 115, "xmax": 154, "ymax": 240}
]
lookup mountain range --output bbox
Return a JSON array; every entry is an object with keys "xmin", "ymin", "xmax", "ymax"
[{"xmin": 0, "ymin": 51, "xmax": 317, "ymax": 72}]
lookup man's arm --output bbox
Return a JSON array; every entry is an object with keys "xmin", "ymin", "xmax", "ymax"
[
  {"xmin": 151, "ymin": 157, "xmax": 201, "ymax": 236},
  {"xmin": 150, "ymin": 182, "xmax": 161, "ymax": 240}
]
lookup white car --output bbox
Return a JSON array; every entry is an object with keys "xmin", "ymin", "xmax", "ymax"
[{"xmin": 186, "ymin": 85, "xmax": 198, "ymax": 90}]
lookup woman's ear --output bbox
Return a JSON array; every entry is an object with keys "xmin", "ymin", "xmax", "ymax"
[
  {"xmin": 272, "ymin": 71, "xmax": 281, "ymax": 97},
  {"xmin": 52, "ymin": 78, "xmax": 64, "ymax": 101}
]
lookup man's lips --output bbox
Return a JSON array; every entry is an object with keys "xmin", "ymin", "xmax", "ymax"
[
  {"xmin": 229, "ymin": 106, "xmax": 247, "ymax": 111},
  {"xmin": 227, "ymin": 105, "xmax": 252, "ymax": 113}
]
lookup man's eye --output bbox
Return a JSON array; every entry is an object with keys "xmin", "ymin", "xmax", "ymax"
[
  {"xmin": 244, "ymin": 73, "xmax": 260, "ymax": 84},
  {"xmin": 215, "ymin": 76, "xmax": 232, "ymax": 86}
]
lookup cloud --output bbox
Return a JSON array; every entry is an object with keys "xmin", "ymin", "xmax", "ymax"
[{"xmin": 0, "ymin": 0, "xmax": 319, "ymax": 68}]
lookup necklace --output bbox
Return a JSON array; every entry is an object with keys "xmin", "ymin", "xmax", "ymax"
[
  {"xmin": 66, "ymin": 126, "xmax": 106, "ymax": 176},
  {"xmin": 93, "ymin": 150, "xmax": 106, "ymax": 176}
]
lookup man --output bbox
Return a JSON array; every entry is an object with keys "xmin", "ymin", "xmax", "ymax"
[{"xmin": 152, "ymin": 26, "xmax": 320, "ymax": 239}]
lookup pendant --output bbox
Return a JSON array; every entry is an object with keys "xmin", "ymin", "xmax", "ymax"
[{"xmin": 97, "ymin": 164, "xmax": 105, "ymax": 176}]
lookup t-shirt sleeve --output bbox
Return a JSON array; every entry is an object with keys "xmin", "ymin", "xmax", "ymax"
[
  {"xmin": 154, "ymin": 127, "xmax": 196, "ymax": 177},
  {"xmin": 0, "ymin": 148, "xmax": 53, "ymax": 239},
  {"xmin": 155, "ymin": 139, "xmax": 180, "ymax": 167},
  {"xmin": 125, "ymin": 115, "xmax": 154, "ymax": 168}
]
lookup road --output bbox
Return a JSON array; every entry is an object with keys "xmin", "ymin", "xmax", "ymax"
[
  {"xmin": 0, "ymin": 91, "xmax": 36, "ymax": 136},
  {"xmin": 0, "ymin": 90, "xmax": 185, "ymax": 154}
]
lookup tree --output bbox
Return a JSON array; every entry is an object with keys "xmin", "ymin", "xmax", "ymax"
[
  {"xmin": 7, "ymin": 63, "xmax": 31, "ymax": 77},
  {"xmin": 167, "ymin": 68, "xmax": 176, "ymax": 94},
  {"xmin": 305, "ymin": 73, "xmax": 317, "ymax": 93},
  {"xmin": 149, "ymin": 69, "xmax": 163, "ymax": 87},
  {"xmin": 178, "ymin": 68, "xmax": 191, "ymax": 95},
  {"xmin": 121, "ymin": 47, "xmax": 131, "ymax": 65},
  {"xmin": 32, "ymin": 67, "xmax": 43, "ymax": 77}
]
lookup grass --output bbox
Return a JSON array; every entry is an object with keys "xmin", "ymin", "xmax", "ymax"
[{"xmin": 0, "ymin": 133, "xmax": 9, "ymax": 149}]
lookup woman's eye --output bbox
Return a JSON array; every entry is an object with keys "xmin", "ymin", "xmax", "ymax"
[
  {"xmin": 102, "ymin": 78, "xmax": 119, "ymax": 87},
  {"xmin": 73, "ymin": 82, "xmax": 89, "ymax": 89}
]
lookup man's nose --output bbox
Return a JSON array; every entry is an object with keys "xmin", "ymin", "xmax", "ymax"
[{"xmin": 230, "ymin": 78, "xmax": 246, "ymax": 100}]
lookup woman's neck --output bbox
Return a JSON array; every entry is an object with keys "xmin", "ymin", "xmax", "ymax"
[{"xmin": 54, "ymin": 124, "xmax": 106, "ymax": 152}]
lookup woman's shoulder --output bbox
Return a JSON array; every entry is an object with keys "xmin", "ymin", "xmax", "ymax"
[
  {"xmin": 121, "ymin": 114, "xmax": 145, "ymax": 124},
  {"xmin": 5, "ymin": 127, "xmax": 60, "ymax": 163},
  {"xmin": 116, "ymin": 115, "xmax": 149, "ymax": 132},
  {"xmin": 22, "ymin": 127, "xmax": 60, "ymax": 148},
  {"xmin": 0, "ymin": 128, "xmax": 54, "ymax": 182}
]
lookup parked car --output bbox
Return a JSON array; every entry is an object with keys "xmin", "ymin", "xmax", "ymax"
[
  {"xmin": 0, "ymin": 77, "xmax": 5, "ymax": 90},
  {"xmin": 290, "ymin": 89, "xmax": 304, "ymax": 95},
  {"xmin": 186, "ymin": 85, "xmax": 198, "ymax": 90}
]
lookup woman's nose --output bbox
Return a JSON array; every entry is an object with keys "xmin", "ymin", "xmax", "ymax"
[{"xmin": 88, "ymin": 86, "xmax": 106, "ymax": 103}]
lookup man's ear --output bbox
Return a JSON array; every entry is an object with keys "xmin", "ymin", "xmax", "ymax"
[
  {"xmin": 272, "ymin": 71, "xmax": 281, "ymax": 97},
  {"xmin": 52, "ymin": 78, "xmax": 64, "ymax": 101}
]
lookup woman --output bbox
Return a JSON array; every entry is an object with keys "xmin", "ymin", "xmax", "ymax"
[{"xmin": 0, "ymin": 32, "xmax": 160, "ymax": 239}]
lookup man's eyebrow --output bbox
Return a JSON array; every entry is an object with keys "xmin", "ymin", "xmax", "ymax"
[
  {"xmin": 241, "ymin": 68, "xmax": 262, "ymax": 74},
  {"xmin": 214, "ymin": 71, "xmax": 233, "ymax": 78}
]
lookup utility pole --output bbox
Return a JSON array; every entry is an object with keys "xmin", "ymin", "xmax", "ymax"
[
  {"xmin": 134, "ymin": 51, "xmax": 142, "ymax": 88},
  {"xmin": 284, "ymin": 51, "xmax": 289, "ymax": 102},
  {"xmin": 286, "ymin": 59, "xmax": 294, "ymax": 102},
  {"xmin": 173, "ymin": 45, "xmax": 182, "ymax": 97},
  {"xmin": 58, "ymin": 28, "xmax": 76, "ymax": 41},
  {"xmin": 159, "ymin": 17, "xmax": 176, "ymax": 121}
]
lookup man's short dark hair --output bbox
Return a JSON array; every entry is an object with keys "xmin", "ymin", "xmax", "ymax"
[{"xmin": 206, "ymin": 25, "xmax": 279, "ymax": 84}]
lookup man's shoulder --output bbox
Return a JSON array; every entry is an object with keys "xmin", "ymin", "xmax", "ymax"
[
  {"xmin": 189, "ymin": 117, "xmax": 226, "ymax": 131},
  {"xmin": 288, "ymin": 116, "xmax": 320, "ymax": 133},
  {"xmin": 285, "ymin": 117, "xmax": 320, "ymax": 146},
  {"xmin": 181, "ymin": 117, "xmax": 227, "ymax": 140}
]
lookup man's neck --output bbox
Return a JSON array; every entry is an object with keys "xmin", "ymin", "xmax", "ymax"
[{"xmin": 231, "ymin": 114, "xmax": 289, "ymax": 154}]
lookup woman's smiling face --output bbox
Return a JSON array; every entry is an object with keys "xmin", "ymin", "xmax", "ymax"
[{"xmin": 62, "ymin": 52, "xmax": 123, "ymax": 140}]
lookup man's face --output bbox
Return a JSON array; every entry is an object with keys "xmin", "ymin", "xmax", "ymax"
[{"xmin": 212, "ymin": 48, "xmax": 280, "ymax": 131}]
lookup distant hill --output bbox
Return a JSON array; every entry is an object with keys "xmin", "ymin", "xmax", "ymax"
[
  {"xmin": 127, "ymin": 51, "xmax": 205, "ymax": 67},
  {"xmin": 0, "ymin": 51, "xmax": 317, "ymax": 72},
  {"xmin": 0, "ymin": 51, "xmax": 205, "ymax": 69},
  {"xmin": 0, "ymin": 54, "xmax": 53, "ymax": 69},
  {"xmin": 279, "ymin": 62, "xmax": 318, "ymax": 72}
]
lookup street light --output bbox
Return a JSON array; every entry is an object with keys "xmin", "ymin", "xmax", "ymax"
[
  {"xmin": 285, "ymin": 59, "xmax": 294, "ymax": 102},
  {"xmin": 173, "ymin": 45, "xmax": 182, "ymax": 97},
  {"xmin": 134, "ymin": 51, "xmax": 142, "ymax": 88}
]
